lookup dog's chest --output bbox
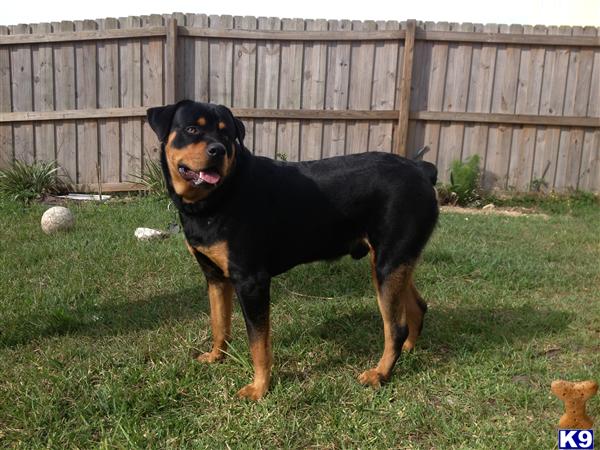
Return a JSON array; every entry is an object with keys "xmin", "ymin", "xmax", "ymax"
[{"xmin": 183, "ymin": 218, "xmax": 230, "ymax": 277}]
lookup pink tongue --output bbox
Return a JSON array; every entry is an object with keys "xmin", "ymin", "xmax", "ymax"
[{"xmin": 199, "ymin": 171, "xmax": 221, "ymax": 185}]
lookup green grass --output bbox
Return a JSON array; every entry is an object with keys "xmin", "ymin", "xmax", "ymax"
[{"xmin": 1, "ymin": 195, "xmax": 599, "ymax": 449}]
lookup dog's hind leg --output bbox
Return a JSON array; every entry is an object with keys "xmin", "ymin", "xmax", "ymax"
[
  {"xmin": 358, "ymin": 246, "xmax": 414, "ymax": 388},
  {"xmin": 402, "ymin": 279, "xmax": 427, "ymax": 352}
]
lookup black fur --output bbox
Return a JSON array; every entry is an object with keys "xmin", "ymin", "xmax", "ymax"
[{"xmin": 147, "ymin": 100, "xmax": 439, "ymax": 394}]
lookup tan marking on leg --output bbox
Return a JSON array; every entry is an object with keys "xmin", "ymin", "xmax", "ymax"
[
  {"xmin": 197, "ymin": 279, "xmax": 234, "ymax": 363},
  {"xmin": 359, "ymin": 256, "xmax": 412, "ymax": 388},
  {"xmin": 237, "ymin": 327, "xmax": 272, "ymax": 401},
  {"xmin": 194, "ymin": 241, "xmax": 229, "ymax": 277},
  {"xmin": 402, "ymin": 280, "xmax": 426, "ymax": 352}
]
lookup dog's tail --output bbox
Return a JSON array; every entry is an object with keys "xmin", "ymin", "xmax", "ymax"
[
  {"xmin": 417, "ymin": 160, "xmax": 438, "ymax": 186},
  {"xmin": 412, "ymin": 146, "xmax": 437, "ymax": 186}
]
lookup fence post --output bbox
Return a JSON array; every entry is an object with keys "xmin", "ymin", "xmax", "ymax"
[
  {"xmin": 395, "ymin": 19, "xmax": 416, "ymax": 156},
  {"xmin": 165, "ymin": 18, "xmax": 178, "ymax": 104}
]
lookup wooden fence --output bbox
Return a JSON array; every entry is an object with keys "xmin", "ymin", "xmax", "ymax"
[{"xmin": 0, "ymin": 14, "xmax": 598, "ymax": 192}]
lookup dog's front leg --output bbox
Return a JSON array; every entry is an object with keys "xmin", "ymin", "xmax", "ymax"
[
  {"xmin": 197, "ymin": 277, "xmax": 234, "ymax": 363},
  {"xmin": 234, "ymin": 275, "xmax": 272, "ymax": 400}
]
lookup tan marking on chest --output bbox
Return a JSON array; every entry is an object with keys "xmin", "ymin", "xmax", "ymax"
[{"xmin": 194, "ymin": 241, "xmax": 230, "ymax": 277}]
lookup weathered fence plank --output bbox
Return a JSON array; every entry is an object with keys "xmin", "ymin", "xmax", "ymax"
[
  {"xmin": 254, "ymin": 17, "xmax": 281, "ymax": 158},
  {"xmin": 462, "ymin": 23, "xmax": 498, "ymax": 166},
  {"xmin": 73, "ymin": 20, "xmax": 98, "ymax": 186},
  {"xmin": 508, "ymin": 25, "xmax": 547, "ymax": 190},
  {"xmin": 31, "ymin": 23, "xmax": 56, "ymax": 164},
  {"xmin": 369, "ymin": 20, "xmax": 400, "ymax": 154},
  {"xmin": 183, "ymin": 13, "xmax": 209, "ymax": 102},
  {"xmin": 277, "ymin": 18, "xmax": 304, "ymax": 161},
  {"xmin": 321, "ymin": 20, "xmax": 352, "ymax": 159},
  {"xmin": 532, "ymin": 26, "xmax": 574, "ymax": 191},
  {"xmin": 438, "ymin": 22, "xmax": 475, "ymax": 177},
  {"xmin": 0, "ymin": 26, "xmax": 11, "ymax": 168},
  {"xmin": 346, "ymin": 20, "xmax": 376, "ymax": 155},
  {"xmin": 209, "ymin": 15, "xmax": 234, "ymax": 105},
  {"xmin": 579, "ymin": 28, "xmax": 600, "ymax": 192},
  {"xmin": 555, "ymin": 26, "xmax": 596, "ymax": 191},
  {"xmin": 141, "ymin": 14, "xmax": 164, "ymax": 166},
  {"xmin": 395, "ymin": 19, "xmax": 415, "ymax": 156},
  {"xmin": 10, "ymin": 24, "xmax": 34, "ymax": 164},
  {"xmin": 119, "ymin": 16, "xmax": 143, "ymax": 182},
  {"xmin": 54, "ymin": 21, "xmax": 77, "ymax": 182},
  {"xmin": 97, "ymin": 18, "xmax": 121, "ymax": 183},
  {"xmin": 484, "ymin": 24, "xmax": 523, "ymax": 189},
  {"xmin": 233, "ymin": 16, "xmax": 258, "ymax": 154},
  {"xmin": 301, "ymin": 19, "xmax": 328, "ymax": 161}
]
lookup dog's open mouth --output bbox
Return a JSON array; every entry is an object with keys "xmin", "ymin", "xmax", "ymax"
[{"xmin": 178, "ymin": 164, "xmax": 221, "ymax": 186}]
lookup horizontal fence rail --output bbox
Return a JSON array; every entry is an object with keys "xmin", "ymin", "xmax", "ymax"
[{"xmin": 0, "ymin": 14, "xmax": 598, "ymax": 193}]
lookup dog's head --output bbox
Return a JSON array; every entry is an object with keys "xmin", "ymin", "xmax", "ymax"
[{"xmin": 147, "ymin": 100, "xmax": 245, "ymax": 203}]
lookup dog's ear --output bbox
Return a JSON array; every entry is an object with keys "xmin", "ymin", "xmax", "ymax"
[
  {"xmin": 216, "ymin": 104, "xmax": 245, "ymax": 148},
  {"xmin": 233, "ymin": 117, "xmax": 245, "ymax": 148},
  {"xmin": 146, "ymin": 103, "xmax": 180, "ymax": 143}
]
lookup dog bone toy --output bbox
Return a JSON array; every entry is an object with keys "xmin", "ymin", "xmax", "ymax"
[{"xmin": 551, "ymin": 379, "xmax": 598, "ymax": 429}]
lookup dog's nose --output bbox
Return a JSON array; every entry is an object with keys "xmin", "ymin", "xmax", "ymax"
[{"xmin": 206, "ymin": 143, "xmax": 226, "ymax": 158}]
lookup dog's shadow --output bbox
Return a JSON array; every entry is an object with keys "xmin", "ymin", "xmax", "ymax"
[
  {"xmin": 0, "ymin": 287, "xmax": 209, "ymax": 348},
  {"xmin": 276, "ymin": 301, "xmax": 573, "ymax": 380}
]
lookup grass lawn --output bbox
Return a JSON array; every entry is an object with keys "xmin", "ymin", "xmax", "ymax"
[{"xmin": 0, "ymin": 194, "xmax": 599, "ymax": 449}]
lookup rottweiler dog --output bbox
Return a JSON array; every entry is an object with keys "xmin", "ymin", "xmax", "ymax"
[{"xmin": 147, "ymin": 100, "xmax": 439, "ymax": 400}]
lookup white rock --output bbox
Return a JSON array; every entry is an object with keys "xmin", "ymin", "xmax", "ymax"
[
  {"xmin": 134, "ymin": 227, "xmax": 168, "ymax": 241},
  {"xmin": 41, "ymin": 206, "xmax": 75, "ymax": 234},
  {"xmin": 482, "ymin": 203, "xmax": 496, "ymax": 210}
]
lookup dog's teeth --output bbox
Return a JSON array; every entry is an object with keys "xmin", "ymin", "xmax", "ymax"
[{"xmin": 179, "ymin": 167, "xmax": 185, "ymax": 173}]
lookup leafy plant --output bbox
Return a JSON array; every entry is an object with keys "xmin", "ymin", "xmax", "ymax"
[
  {"xmin": 0, "ymin": 160, "xmax": 70, "ymax": 203},
  {"xmin": 449, "ymin": 155, "xmax": 481, "ymax": 206},
  {"xmin": 435, "ymin": 183, "xmax": 458, "ymax": 206},
  {"xmin": 130, "ymin": 154, "xmax": 167, "ymax": 196}
]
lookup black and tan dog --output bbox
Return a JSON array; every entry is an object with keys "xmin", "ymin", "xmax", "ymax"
[{"xmin": 147, "ymin": 100, "xmax": 439, "ymax": 400}]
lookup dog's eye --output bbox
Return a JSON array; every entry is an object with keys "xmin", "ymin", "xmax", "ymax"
[{"xmin": 184, "ymin": 126, "xmax": 200, "ymax": 135}]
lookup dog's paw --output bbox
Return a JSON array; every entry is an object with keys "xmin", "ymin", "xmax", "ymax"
[
  {"xmin": 237, "ymin": 383, "xmax": 267, "ymax": 401},
  {"xmin": 195, "ymin": 351, "xmax": 225, "ymax": 363},
  {"xmin": 402, "ymin": 340, "xmax": 415, "ymax": 352},
  {"xmin": 358, "ymin": 368, "xmax": 386, "ymax": 388}
]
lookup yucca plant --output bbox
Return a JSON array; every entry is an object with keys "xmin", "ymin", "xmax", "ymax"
[
  {"xmin": 130, "ymin": 154, "xmax": 167, "ymax": 196},
  {"xmin": 0, "ymin": 160, "xmax": 70, "ymax": 203}
]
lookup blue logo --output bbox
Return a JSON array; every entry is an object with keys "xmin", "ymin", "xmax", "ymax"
[{"xmin": 558, "ymin": 430, "xmax": 594, "ymax": 449}]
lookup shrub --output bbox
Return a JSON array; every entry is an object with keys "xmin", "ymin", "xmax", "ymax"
[
  {"xmin": 448, "ymin": 155, "xmax": 481, "ymax": 206},
  {"xmin": 130, "ymin": 155, "xmax": 167, "ymax": 196},
  {"xmin": 0, "ymin": 160, "xmax": 70, "ymax": 203}
]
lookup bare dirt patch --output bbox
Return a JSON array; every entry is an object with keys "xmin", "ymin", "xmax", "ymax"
[{"xmin": 441, "ymin": 205, "xmax": 549, "ymax": 219}]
